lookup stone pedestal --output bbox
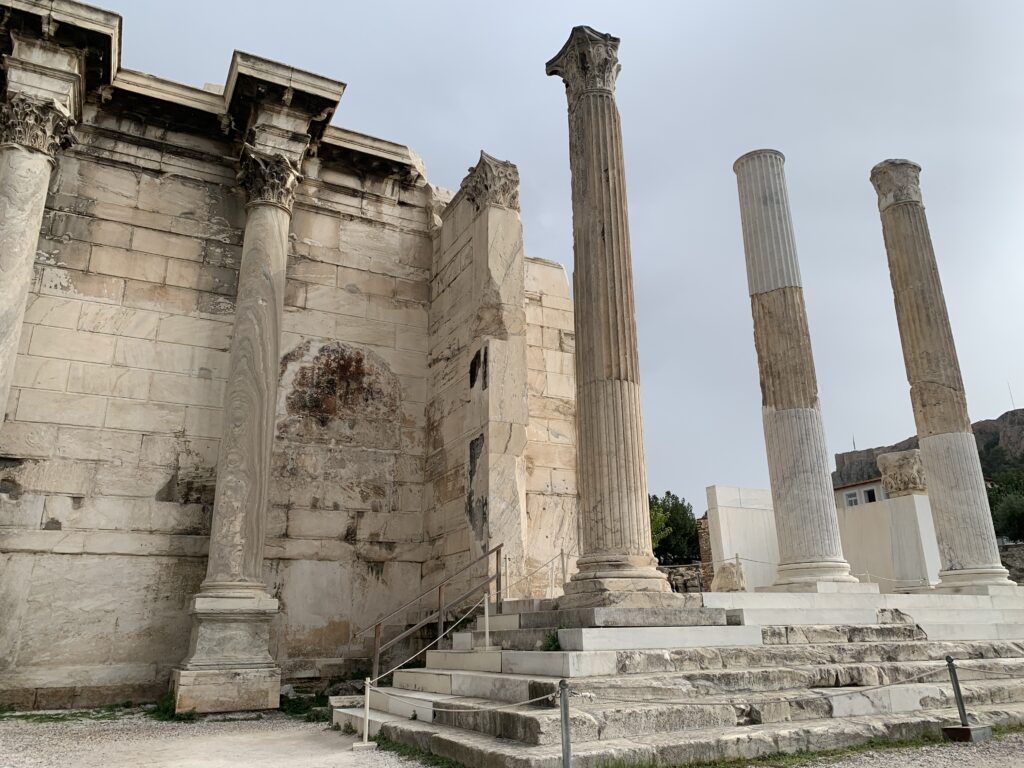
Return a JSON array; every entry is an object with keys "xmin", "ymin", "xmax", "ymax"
[
  {"xmin": 733, "ymin": 150, "xmax": 859, "ymax": 592},
  {"xmin": 174, "ymin": 148, "xmax": 301, "ymax": 713},
  {"xmin": 870, "ymin": 160, "xmax": 1013, "ymax": 592},
  {"xmin": 546, "ymin": 27, "xmax": 668, "ymax": 597}
]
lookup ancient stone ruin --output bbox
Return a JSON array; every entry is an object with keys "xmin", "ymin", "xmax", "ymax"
[{"xmin": 1, "ymin": 3, "xmax": 1024, "ymax": 766}]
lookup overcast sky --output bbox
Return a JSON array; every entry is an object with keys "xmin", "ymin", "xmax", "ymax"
[{"xmin": 109, "ymin": 1, "xmax": 1024, "ymax": 511}]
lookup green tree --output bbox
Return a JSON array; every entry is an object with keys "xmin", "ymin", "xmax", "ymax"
[
  {"xmin": 649, "ymin": 495, "xmax": 672, "ymax": 550},
  {"xmin": 649, "ymin": 491, "xmax": 699, "ymax": 565},
  {"xmin": 993, "ymin": 492, "xmax": 1024, "ymax": 542}
]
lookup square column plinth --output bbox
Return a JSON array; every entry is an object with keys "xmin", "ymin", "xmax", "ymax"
[{"xmin": 172, "ymin": 592, "xmax": 280, "ymax": 713}]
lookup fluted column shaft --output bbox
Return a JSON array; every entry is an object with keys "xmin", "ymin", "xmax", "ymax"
[
  {"xmin": 547, "ymin": 27, "xmax": 668, "ymax": 593},
  {"xmin": 734, "ymin": 150, "xmax": 855, "ymax": 588},
  {"xmin": 870, "ymin": 160, "xmax": 1011, "ymax": 590}
]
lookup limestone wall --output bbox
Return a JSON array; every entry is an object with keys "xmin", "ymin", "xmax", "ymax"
[
  {"xmin": 524, "ymin": 256, "xmax": 578, "ymax": 595},
  {"xmin": 0, "ymin": 91, "xmax": 434, "ymax": 704}
]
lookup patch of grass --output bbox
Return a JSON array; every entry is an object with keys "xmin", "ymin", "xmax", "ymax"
[
  {"xmin": 376, "ymin": 735, "xmax": 464, "ymax": 768},
  {"xmin": 994, "ymin": 722, "xmax": 1024, "ymax": 738},
  {"xmin": 279, "ymin": 692, "xmax": 329, "ymax": 719},
  {"xmin": 146, "ymin": 692, "xmax": 198, "ymax": 722},
  {"xmin": 305, "ymin": 707, "xmax": 331, "ymax": 723},
  {"xmin": 341, "ymin": 720, "xmax": 356, "ymax": 735},
  {"xmin": 541, "ymin": 630, "xmax": 561, "ymax": 652},
  {"xmin": 0, "ymin": 708, "xmax": 126, "ymax": 723}
]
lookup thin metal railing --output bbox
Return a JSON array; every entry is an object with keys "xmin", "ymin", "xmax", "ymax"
[{"xmin": 354, "ymin": 543, "xmax": 504, "ymax": 679}]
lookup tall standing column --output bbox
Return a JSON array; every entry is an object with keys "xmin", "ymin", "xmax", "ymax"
[
  {"xmin": 547, "ymin": 27, "xmax": 669, "ymax": 595},
  {"xmin": 173, "ymin": 146, "xmax": 303, "ymax": 713},
  {"xmin": 734, "ymin": 150, "xmax": 858, "ymax": 590},
  {"xmin": 870, "ymin": 160, "xmax": 1012, "ymax": 591}
]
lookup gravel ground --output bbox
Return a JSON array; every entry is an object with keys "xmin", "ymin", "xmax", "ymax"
[
  {"xmin": 1, "ymin": 712, "xmax": 1023, "ymax": 767},
  {"xmin": 0, "ymin": 710, "xmax": 420, "ymax": 768}
]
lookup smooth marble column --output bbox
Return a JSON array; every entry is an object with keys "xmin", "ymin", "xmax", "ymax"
[
  {"xmin": 547, "ymin": 27, "xmax": 668, "ymax": 595},
  {"xmin": 0, "ymin": 94, "xmax": 74, "ymax": 411},
  {"xmin": 734, "ymin": 150, "xmax": 858, "ymax": 590},
  {"xmin": 174, "ymin": 146, "xmax": 303, "ymax": 713},
  {"xmin": 870, "ymin": 160, "xmax": 1012, "ymax": 591}
]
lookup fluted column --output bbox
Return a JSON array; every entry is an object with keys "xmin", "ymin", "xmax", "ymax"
[
  {"xmin": 547, "ymin": 27, "xmax": 668, "ymax": 594},
  {"xmin": 870, "ymin": 160, "xmax": 1012, "ymax": 591},
  {"xmin": 734, "ymin": 150, "xmax": 858, "ymax": 590},
  {"xmin": 174, "ymin": 146, "xmax": 303, "ymax": 713}
]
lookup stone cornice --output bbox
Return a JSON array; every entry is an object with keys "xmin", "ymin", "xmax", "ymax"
[
  {"xmin": 237, "ymin": 144, "xmax": 303, "ymax": 211},
  {"xmin": 0, "ymin": 92, "xmax": 76, "ymax": 158},
  {"xmin": 460, "ymin": 151, "xmax": 520, "ymax": 212},
  {"xmin": 870, "ymin": 159, "xmax": 923, "ymax": 212},
  {"xmin": 546, "ymin": 26, "xmax": 621, "ymax": 103}
]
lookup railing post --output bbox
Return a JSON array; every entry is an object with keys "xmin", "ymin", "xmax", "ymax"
[
  {"xmin": 437, "ymin": 583, "xmax": 445, "ymax": 638},
  {"xmin": 559, "ymin": 678, "xmax": 571, "ymax": 768},
  {"xmin": 945, "ymin": 655, "xmax": 969, "ymax": 727},
  {"xmin": 372, "ymin": 623, "xmax": 381, "ymax": 681},
  {"xmin": 495, "ymin": 544, "xmax": 503, "ymax": 614}
]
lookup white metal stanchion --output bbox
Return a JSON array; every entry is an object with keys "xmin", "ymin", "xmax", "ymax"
[{"xmin": 350, "ymin": 677, "xmax": 377, "ymax": 751}]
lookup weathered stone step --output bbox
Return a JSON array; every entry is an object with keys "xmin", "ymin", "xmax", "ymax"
[
  {"xmin": 459, "ymin": 622, "xmax": 926, "ymax": 653},
  {"xmin": 344, "ymin": 678, "xmax": 1024, "ymax": 750},
  {"xmin": 727, "ymin": 607, "xmax": 882, "ymax": 626},
  {"xmin": 470, "ymin": 605, "xmax": 728, "ymax": 634},
  {"xmin": 555, "ymin": 625, "xmax": 763, "ymax": 651},
  {"xmin": 920, "ymin": 622, "xmax": 1024, "ymax": 641},
  {"xmin": 370, "ymin": 703, "xmax": 1024, "ymax": 767},
  {"xmin": 762, "ymin": 623, "xmax": 925, "ymax": 645}
]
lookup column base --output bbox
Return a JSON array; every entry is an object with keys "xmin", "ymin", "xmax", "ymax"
[
  {"xmin": 171, "ymin": 667, "xmax": 280, "ymax": 714},
  {"xmin": 174, "ymin": 585, "xmax": 280, "ymax": 713},
  {"xmin": 762, "ymin": 560, "xmax": 863, "ymax": 592},
  {"xmin": 935, "ymin": 566, "xmax": 1018, "ymax": 594},
  {"xmin": 564, "ymin": 554, "xmax": 671, "ymax": 595}
]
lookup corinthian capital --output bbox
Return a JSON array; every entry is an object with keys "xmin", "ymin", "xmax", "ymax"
[
  {"xmin": 0, "ymin": 92, "xmax": 76, "ymax": 158},
  {"xmin": 546, "ymin": 26, "xmax": 621, "ymax": 103},
  {"xmin": 237, "ymin": 144, "xmax": 304, "ymax": 210},
  {"xmin": 870, "ymin": 159, "xmax": 923, "ymax": 212},
  {"xmin": 460, "ymin": 151, "xmax": 520, "ymax": 212}
]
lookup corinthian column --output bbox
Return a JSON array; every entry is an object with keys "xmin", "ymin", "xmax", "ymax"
[
  {"xmin": 733, "ymin": 151, "xmax": 859, "ymax": 591},
  {"xmin": 0, "ymin": 41, "xmax": 79, "ymax": 411},
  {"xmin": 870, "ymin": 160, "xmax": 1013, "ymax": 592},
  {"xmin": 547, "ymin": 27, "xmax": 669, "ymax": 595},
  {"xmin": 173, "ymin": 146, "xmax": 303, "ymax": 713}
]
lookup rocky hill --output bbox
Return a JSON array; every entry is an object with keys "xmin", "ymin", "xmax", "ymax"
[{"xmin": 832, "ymin": 408, "xmax": 1024, "ymax": 489}]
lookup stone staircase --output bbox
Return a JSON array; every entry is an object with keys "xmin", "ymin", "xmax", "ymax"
[{"xmin": 334, "ymin": 593, "xmax": 1024, "ymax": 767}]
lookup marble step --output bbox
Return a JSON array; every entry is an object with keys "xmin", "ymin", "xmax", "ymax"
[
  {"xmin": 726, "ymin": 607, "xmax": 882, "ymax": 626},
  {"xmin": 362, "ymin": 703, "xmax": 1024, "ymax": 767},
  {"xmin": 921, "ymin": 622, "xmax": 1024, "ymax": 641},
  {"xmin": 456, "ymin": 622, "xmax": 926, "ymax": 652},
  {"xmin": 555, "ymin": 625, "xmax": 763, "ymax": 651},
  {"xmin": 342, "ymin": 677, "xmax": 1024, "ymax": 748},
  {"xmin": 470, "ymin": 605, "xmax": 728, "ymax": 633},
  {"xmin": 396, "ymin": 657, "xmax": 1024, "ymax": 706}
]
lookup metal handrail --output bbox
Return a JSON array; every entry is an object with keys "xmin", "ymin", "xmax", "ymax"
[
  {"xmin": 356, "ymin": 543, "xmax": 504, "ymax": 678},
  {"xmin": 354, "ymin": 543, "xmax": 504, "ymax": 639}
]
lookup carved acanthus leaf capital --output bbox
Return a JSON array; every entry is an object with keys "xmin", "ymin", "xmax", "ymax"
[
  {"xmin": 460, "ymin": 151, "xmax": 520, "ymax": 212},
  {"xmin": 870, "ymin": 159, "xmax": 923, "ymax": 212},
  {"xmin": 0, "ymin": 92, "xmax": 76, "ymax": 158},
  {"xmin": 878, "ymin": 448, "xmax": 927, "ymax": 497},
  {"xmin": 237, "ymin": 144, "xmax": 303, "ymax": 210},
  {"xmin": 546, "ymin": 26, "xmax": 621, "ymax": 103}
]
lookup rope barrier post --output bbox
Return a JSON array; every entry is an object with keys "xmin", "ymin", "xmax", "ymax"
[
  {"xmin": 437, "ymin": 583, "xmax": 445, "ymax": 639},
  {"xmin": 941, "ymin": 656, "xmax": 992, "ymax": 743},
  {"xmin": 483, "ymin": 595, "xmax": 490, "ymax": 649},
  {"xmin": 495, "ymin": 544, "xmax": 503, "ymax": 614},
  {"xmin": 559, "ymin": 679, "xmax": 571, "ymax": 768},
  {"xmin": 371, "ymin": 623, "xmax": 381, "ymax": 681},
  {"xmin": 350, "ymin": 677, "xmax": 377, "ymax": 751}
]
